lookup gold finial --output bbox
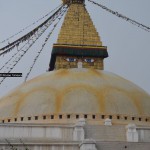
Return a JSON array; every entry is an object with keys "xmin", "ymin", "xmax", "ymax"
[{"xmin": 62, "ymin": 0, "xmax": 85, "ymax": 4}]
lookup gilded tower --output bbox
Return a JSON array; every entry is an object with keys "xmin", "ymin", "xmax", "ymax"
[{"xmin": 49, "ymin": 0, "xmax": 108, "ymax": 71}]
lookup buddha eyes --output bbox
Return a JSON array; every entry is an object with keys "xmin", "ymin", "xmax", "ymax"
[
  {"xmin": 84, "ymin": 58, "xmax": 94, "ymax": 63},
  {"xmin": 65, "ymin": 58, "xmax": 95, "ymax": 63},
  {"xmin": 66, "ymin": 58, "xmax": 77, "ymax": 62}
]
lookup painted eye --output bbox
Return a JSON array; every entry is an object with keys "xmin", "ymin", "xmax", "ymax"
[
  {"xmin": 66, "ymin": 58, "xmax": 77, "ymax": 62},
  {"xmin": 84, "ymin": 58, "xmax": 94, "ymax": 63}
]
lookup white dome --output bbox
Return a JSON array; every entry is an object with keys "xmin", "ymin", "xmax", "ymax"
[{"xmin": 0, "ymin": 68, "xmax": 150, "ymax": 121}]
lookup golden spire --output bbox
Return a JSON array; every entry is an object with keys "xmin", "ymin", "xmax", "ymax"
[
  {"xmin": 49, "ymin": 0, "xmax": 108, "ymax": 71},
  {"xmin": 58, "ymin": 1, "xmax": 102, "ymax": 46}
]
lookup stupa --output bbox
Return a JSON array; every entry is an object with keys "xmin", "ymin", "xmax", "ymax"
[{"xmin": 0, "ymin": 0, "xmax": 150, "ymax": 149}]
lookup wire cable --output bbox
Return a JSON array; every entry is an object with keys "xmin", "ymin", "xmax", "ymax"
[
  {"xmin": 24, "ymin": 6, "xmax": 68, "ymax": 82},
  {"xmin": 0, "ymin": 7, "xmax": 63, "ymax": 70},
  {"xmin": 0, "ymin": 41, "xmax": 29, "ymax": 71},
  {"xmin": 88, "ymin": 0, "xmax": 150, "ymax": 32},
  {"xmin": 0, "ymin": 4, "xmax": 63, "ymax": 53},
  {"xmin": 0, "ymin": 4, "xmax": 63, "ymax": 45},
  {"xmin": 0, "ymin": 5, "xmax": 65, "ymax": 85},
  {"xmin": 0, "ymin": 5, "xmax": 65, "ymax": 72}
]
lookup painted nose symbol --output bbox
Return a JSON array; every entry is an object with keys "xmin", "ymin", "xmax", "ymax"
[{"xmin": 78, "ymin": 61, "xmax": 83, "ymax": 68}]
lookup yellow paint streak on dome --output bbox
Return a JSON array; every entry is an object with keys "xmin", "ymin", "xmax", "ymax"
[
  {"xmin": 13, "ymin": 87, "xmax": 58, "ymax": 116},
  {"xmin": 88, "ymin": 69, "xmax": 103, "ymax": 77},
  {"xmin": 101, "ymin": 87, "xmax": 143, "ymax": 115},
  {"xmin": 127, "ymin": 92, "xmax": 143, "ymax": 115},
  {"xmin": 56, "ymin": 84, "xmax": 105, "ymax": 113},
  {"xmin": 54, "ymin": 69, "xmax": 70, "ymax": 77}
]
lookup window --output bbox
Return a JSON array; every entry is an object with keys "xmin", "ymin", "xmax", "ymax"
[
  {"xmin": 132, "ymin": 117, "xmax": 135, "ymax": 120},
  {"xmin": 28, "ymin": 117, "xmax": 31, "ymax": 120},
  {"xmin": 139, "ymin": 118, "xmax": 141, "ymax": 121},
  {"xmin": 43, "ymin": 116, "xmax": 46, "ymax": 120},
  {"xmin": 59, "ymin": 115, "xmax": 62, "ymax": 119},
  {"xmin": 35, "ymin": 116, "xmax": 38, "ymax": 120},
  {"xmin": 84, "ymin": 114, "xmax": 87, "ymax": 119},
  {"xmin": 51, "ymin": 115, "xmax": 54, "ymax": 119},
  {"xmin": 124, "ymin": 116, "xmax": 127, "ymax": 120},
  {"xmin": 76, "ymin": 115, "xmax": 79, "ymax": 119},
  {"xmin": 21, "ymin": 117, "xmax": 24, "ymax": 121},
  {"xmin": 117, "ymin": 116, "xmax": 120, "ymax": 119},
  {"xmin": 67, "ymin": 115, "xmax": 70, "ymax": 119},
  {"xmin": 14, "ymin": 118, "xmax": 17, "ymax": 122},
  {"xmin": 8, "ymin": 119, "xmax": 10, "ymax": 122},
  {"xmin": 101, "ymin": 115, "xmax": 105, "ymax": 119},
  {"xmin": 92, "ymin": 115, "xmax": 95, "ymax": 119},
  {"xmin": 109, "ymin": 115, "xmax": 112, "ymax": 119}
]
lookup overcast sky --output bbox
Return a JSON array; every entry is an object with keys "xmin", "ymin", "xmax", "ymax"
[{"xmin": 0, "ymin": 0, "xmax": 150, "ymax": 97}]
